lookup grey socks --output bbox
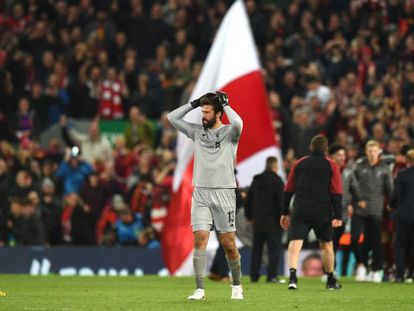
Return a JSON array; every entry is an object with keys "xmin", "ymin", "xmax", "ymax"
[
  {"xmin": 226, "ymin": 255, "xmax": 241, "ymax": 286},
  {"xmin": 193, "ymin": 248, "xmax": 207, "ymax": 289}
]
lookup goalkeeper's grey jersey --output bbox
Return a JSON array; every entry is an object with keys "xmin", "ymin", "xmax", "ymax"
[{"xmin": 167, "ymin": 103, "xmax": 243, "ymax": 188}]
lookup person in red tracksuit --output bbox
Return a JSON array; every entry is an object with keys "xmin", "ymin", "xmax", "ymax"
[{"xmin": 280, "ymin": 135, "xmax": 343, "ymax": 290}]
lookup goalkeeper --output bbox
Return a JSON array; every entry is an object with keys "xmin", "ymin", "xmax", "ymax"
[{"xmin": 167, "ymin": 91, "xmax": 244, "ymax": 300}]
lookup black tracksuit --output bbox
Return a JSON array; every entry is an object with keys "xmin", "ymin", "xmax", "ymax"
[
  {"xmin": 283, "ymin": 150, "xmax": 343, "ymax": 242},
  {"xmin": 390, "ymin": 166, "xmax": 414, "ymax": 279},
  {"xmin": 245, "ymin": 170, "xmax": 284, "ymax": 281}
]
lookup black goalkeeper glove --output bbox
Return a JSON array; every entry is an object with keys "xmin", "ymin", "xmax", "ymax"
[
  {"xmin": 190, "ymin": 97, "xmax": 202, "ymax": 109},
  {"xmin": 216, "ymin": 91, "xmax": 229, "ymax": 108}
]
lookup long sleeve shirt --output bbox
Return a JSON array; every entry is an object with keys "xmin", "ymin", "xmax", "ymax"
[{"xmin": 167, "ymin": 103, "xmax": 243, "ymax": 188}]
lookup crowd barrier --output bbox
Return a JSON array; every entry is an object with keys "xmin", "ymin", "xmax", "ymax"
[{"xmin": 0, "ymin": 247, "xmax": 256, "ymax": 276}]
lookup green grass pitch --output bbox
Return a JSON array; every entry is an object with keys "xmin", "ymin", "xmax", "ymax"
[{"xmin": 0, "ymin": 275, "xmax": 413, "ymax": 310}]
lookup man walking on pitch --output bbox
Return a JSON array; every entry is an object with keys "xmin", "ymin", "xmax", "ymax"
[
  {"xmin": 167, "ymin": 91, "xmax": 243, "ymax": 300},
  {"xmin": 280, "ymin": 135, "xmax": 343, "ymax": 290}
]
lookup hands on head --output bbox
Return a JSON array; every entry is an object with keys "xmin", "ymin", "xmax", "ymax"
[{"xmin": 190, "ymin": 91, "xmax": 229, "ymax": 109}]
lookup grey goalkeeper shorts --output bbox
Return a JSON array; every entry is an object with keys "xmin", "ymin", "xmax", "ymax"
[{"xmin": 191, "ymin": 187, "xmax": 236, "ymax": 233}]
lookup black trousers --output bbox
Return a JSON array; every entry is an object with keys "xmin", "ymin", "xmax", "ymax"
[
  {"xmin": 250, "ymin": 230, "xmax": 282, "ymax": 281},
  {"xmin": 395, "ymin": 219, "xmax": 414, "ymax": 279},
  {"xmin": 351, "ymin": 215, "xmax": 383, "ymax": 271},
  {"xmin": 333, "ymin": 224, "xmax": 345, "ymax": 263}
]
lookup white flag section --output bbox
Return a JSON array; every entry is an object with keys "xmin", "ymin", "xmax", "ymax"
[{"xmin": 162, "ymin": 0, "xmax": 284, "ymax": 276}]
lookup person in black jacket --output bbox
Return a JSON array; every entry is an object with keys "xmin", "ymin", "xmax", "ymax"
[
  {"xmin": 328, "ymin": 144, "xmax": 363, "ymax": 275},
  {"xmin": 245, "ymin": 156, "xmax": 284, "ymax": 283},
  {"xmin": 390, "ymin": 149, "xmax": 414, "ymax": 282},
  {"xmin": 280, "ymin": 135, "xmax": 343, "ymax": 290},
  {"xmin": 9, "ymin": 196, "xmax": 45, "ymax": 246}
]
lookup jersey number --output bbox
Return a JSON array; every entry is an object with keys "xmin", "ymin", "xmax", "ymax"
[{"xmin": 227, "ymin": 210, "xmax": 235, "ymax": 224}]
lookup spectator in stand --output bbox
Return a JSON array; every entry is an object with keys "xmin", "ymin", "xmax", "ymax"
[
  {"xmin": 150, "ymin": 161, "xmax": 174, "ymax": 235},
  {"xmin": 0, "ymin": 158, "xmax": 12, "ymax": 213},
  {"xmin": 137, "ymin": 227, "xmax": 160, "ymax": 249},
  {"xmin": 112, "ymin": 136, "xmax": 137, "ymax": 187},
  {"xmin": 98, "ymin": 67, "xmax": 127, "ymax": 120},
  {"xmin": 96, "ymin": 193, "xmax": 126, "ymax": 246},
  {"xmin": 0, "ymin": 105, "xmax": 11, "ymax": 142},
  {"xmin": 129, "ymin": 72, "xmax": 163, "ymax": 119},
  {"xmin": 72, "ymin": 64, "xmax": 101, "ymax": 119},
  {"xmin": 402, "ymin": 65, "xmax": 414, "ymax": 111},
  {"xmin": 30, "ymin": 82, "xmax": 49, "ymax": 132},
  {"xmin": 61, "ymin": 192, "xmax": 93, "ymax": 245},
  {"xmin": 5, "ymin": 2, "xmax": 30, "ymax": 34},
  {"xmin": 124, "ymin": 106, "xmax": 154, "ymax": 149},
  {"xmin": 10, "ymin": 170, "xmax": 34, "ymax": 198},
  {"xmin": 110, "ymin": 32, "xmax": 128, "ymax": 68},
  {"xmin": 84, "ymin": 7, "xmax": 117, "ymax": 47},
  {"xmin": 43, "ymin": 138, "xmax": 64, "ymax": 166},
  {"xmin": 114, "ymin": 206, "xmax": 145, "ymax": 246},
  {"xmin": 0, "ymin": 71, "xmax": 18, "ymax": 140},
  {"xmin": 8, "ymin": 196, "xmax": 45, "ymax": 246},
  {"xmin": 129, "ymin": 173, "xmax": 153, "ymax": 224},
  {"xmin": 126, "ymin": 146, "xmax": 154, "ymax": 190},
  {"xmin": 80, "ymin": 172, "xmax": 108, "ymax": 235},
  {"xmin": 40, "ymin": 178, "xmax": 62, "ymax": 245},
  {"xmin": 154, "ymin": 111, "xmax": 177, "ymax": 150},
  {"xmin": 60, "ymin": 115, "xmax": 113, "ymax": 170},
  {"xmin": 55, "ymin": 146, "xmax": 93, "ymax": 195},
  {"xmin": 120, "ymin": 55, "xmax": 139, "ymax": 103},
  {"xmin": 5, "ymin": 197, "xmax": 23, "ymax": 246},
  {"xmin": 0, "ymin": 141, "xmax": 17, "ymax": 174},
  {"xmin": 305, "ymin": 75, "xmax": 332, "ymax": 109},
  {"xmin": 36, "ymin": 51, "xmax": 55, "ymax": 87},
  {"xmin": 43, "ymin": 73, "xmax": 69, "ymax": 126},
  {"xmin": 280, "ymin": 100, "xmax": 339, "ymax": 158},
  {"xmin": 9, "ymin": 97, "xmax": 40, "ymax": 143}
]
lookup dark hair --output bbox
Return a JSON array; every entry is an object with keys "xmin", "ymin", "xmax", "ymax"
[
  {"xmin": 10, "ymin": 196, "xmax": 31, "ymax": 206},
  {"xmin": 400, "ymin": 144, "xmax": 412, "ymax": 156},
  {"xmin": 201, "ymin": 93, "xmax": 223, "ymax": 114},
  {"xmin": 328, "ymin": 143, "xmax": 345, "ymax": 156},
  {"xmin": 310, "ymin": 135, "xmax": 328, "ymax": 152},
  {"xmin": 304, "ymin": 74, "xmax": 319, "ymax": 84},
  {"xmin": 265, "ymin": 156, "xmax": 278, "ymax": 170}
]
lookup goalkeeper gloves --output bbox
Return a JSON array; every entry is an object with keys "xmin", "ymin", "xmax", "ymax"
[
  {"xmin": 190, "ymin": 93, "xmax": 217, "ymax": 109},
  {"xmin": 190, "ymin": 97, "xmax": 202, "ymax": 109},
  {"xmin": 216, "ymin": 91, "xmax": 229, "ymax": 108}
]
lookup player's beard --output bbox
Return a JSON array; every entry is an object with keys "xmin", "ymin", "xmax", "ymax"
[{"xmin": 202, "ymin": 117, "xmax": 216, "ymax": 129}]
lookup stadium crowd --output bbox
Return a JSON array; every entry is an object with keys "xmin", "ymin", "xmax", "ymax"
[{"xmin": 0, "ymin": 0, "xmax": 414, "ymax": 281}]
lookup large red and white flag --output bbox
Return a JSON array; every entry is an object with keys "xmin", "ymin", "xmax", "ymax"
[{"xmin": 162, "ymin": 0, "xmax": 283, "ymax": 275}]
